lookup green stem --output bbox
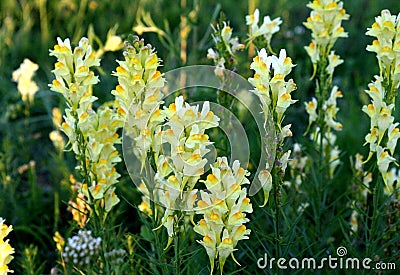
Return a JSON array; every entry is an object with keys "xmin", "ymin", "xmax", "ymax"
[
  {"xmin": 174, "ymin": 231, "xmax": 181, "ymax": 275},
  {"xmin": 313, "ymin": 48, "xmax": 331, "ymax": 241},
  {"xmin": 273, "ymin": 171, "xmax": 281, "ymax": 259},
  {"xmin": 272, "ymin": 140, "xmax": 283, "ymax": 260}
]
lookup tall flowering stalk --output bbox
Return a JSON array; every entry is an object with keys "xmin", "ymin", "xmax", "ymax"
[
  {"xmin": 49, "ymin": 37, "xmax": 122, "ymax": 219},
  {"xmin": 349, "ymin": 11, "xmax": 400, "ymax": 260},
  {"xmin": 207, "ymin": 17, "xmax": 244, "ymax": 111},
  {"xmin": 112, "ymin": 36, "xmax": 218, "ymax": 269},
  {"xmin": 303, "ymin": 0, "xmax": 349, "ymax": 177},
  {"xmin": 113, "ymin": 35, "xmax": 254, "ymax": 272},
  {"xmin": 111, "ymin": 35, "xmax": 166, "ymax": 229},
  {"xmin": 249, "ymin": 48, "xmax": 296, "ymax": 203},
  {"xmin": 207, "ymin": 17, "xmax": 244, "ymax": 77},
  {"xmin": 362, "ymin": 10, "xmax": 400, "ymax": 195},
  {"xmin": 112, "ymin": 35, "xmax": 165, "ymax": 170},
  {"xmin": 0, "ymin": 218, "xmax": 14, "ymax": 275},
  {"xmin": 248, "ymin": 47, "xmax": 297, "ymax": 257},
  {"xmin": 154, "ymin": 97, "xmax": 219, "ymax": 242},
  {"xmin": 194, "ymin": 157, "xmax": 252, "ymax": 274}
]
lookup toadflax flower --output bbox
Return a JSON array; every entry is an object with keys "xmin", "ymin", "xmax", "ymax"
[
  {"xmin": 112, "ymin": 35, "xmax": 165, "ymax": 170},
  {"xmin": 303, "ymin": 0, "xmax": 348, "ymax": 80},
  {"xmin": 303, "ymin": 0, "xmax": 348, "ymax": 178},
  {"xmin": 49, "ymin": 37, "xmax": 122, "ymax": 213},
  {"xmin": 248, "ymin": 48, "xmax": 296, "ymax": 130},
  {"xmin": 248, "ymin": 47, "xmax": 297, "ymax": 205},
  {"xmin": 246, "ymin": 9, "xmax": 282, "ymax": 52},
  {"xmin": 248, "ymin": 48, "xmax": 297, "ymax": 128},
  {"xmin": 0, "ymin": 218, "xmax": 14, "ymax": 274},
  {"xmin": 207, "ymin": 20, "xmax": 244, "ymax": 77},
  {"xmin": 303, "ymin": 0, "xmax": 349, "ymax": 52},
  {"xmin": 111, "ymin": 35, "xmax": 167, "ymax": 222},
  {"xmin": 154, "ymin": 97, "xmax": 220, "ymax": 242},
  {"xmin": 360, "ymin": 10, "xmax": 400, "ymax": 189},
  {"xmin": 366, "ymin": 9, "xmax": 400, "ymax": 104},
  {"xmin": 194, "ymin": 157, "xmax": 252, "ymax": 274},
  {"xmin": 12, "ymin": 58, "xmax": 39, "ymax": 104}
]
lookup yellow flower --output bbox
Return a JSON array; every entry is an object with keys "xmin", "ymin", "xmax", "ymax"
[
  {"xmin": 326, "ymin": 51, "xmax": 343, "ymax": 75},
  {"xmin": 194, "ymin": 158, "xmax": 252, "ymax": 273},
  {"xmin": 12, "ymin": 58, "xmax": 39, "ymax": 103},
  {"xmin": 304, "ymin": 42, "xmax": 319, "ymax": 64},
  {"xmin": 366, "ymin": 10, "xmax": 397, "ymax": 42},
  {"xmin": 376, "ymin": 146, "xmax": 396, "ymax": 176},
  {"xmin": 50, "ymin": 37, "xmax": 122, "ymax": 213},
  {"xmin": 322, "ymin": 86, "xmax": 343, "ymax": 131},
  {"xmin": 217, "ymin": 230, "xmax": 235, "ymax": 272},
  {"xmin": 366, "ymin": 10, "xmax": 400, "ymax": 95},
  {"xmin": 221, "ymin": 23, "xmax": 232, "ymax": 44},
  {"xmin": 104, "ymin": 35, "xmax": 123, "ymax": 52},
  {"xmin": 249, "ymin": 48, "xmax": 297, "ymax": 130},
  {"xmin": 0, "ymin": 218, "xmax": 14, "ymax": 275},
  {"xmin": 387, "ymin": 123, "xmax": 400, "ymax": 154},
  {"xmin": 304, "ymin": 0, "xmax": 349, "ymax": 48},
  {"xmin": 305, "ymin": 98, "xmax": 318, "ymax": 125}
]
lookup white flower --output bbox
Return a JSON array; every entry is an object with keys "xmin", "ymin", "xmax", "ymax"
[
  {"xmin": 279, "ymin": 150, "xmax": 291, "ymax": 173},
  {"xmin": 305, "ymin": 98, "xmax": 318, "ymax": 125},
  {"xmin": 387, "ymin": 122, "xmax": 400, "ymax": 154},
  {"xmin": 247, "ymin": 9, "xmax": 282, "ymax": 42},
  {"xmin": 376, "ymin": 146, "xmax": 396, "ymax": 175},
  {"xmin": 326, "ymin": 51, "xmax": 343, "ymax": 75}
]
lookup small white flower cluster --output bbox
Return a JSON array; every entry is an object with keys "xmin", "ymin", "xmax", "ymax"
[
  {"xmin": 104, "ymin": 249, "xmax": 126, "ymax": 265},
  {"xmin": 12, "ymin": 58, "xmax": 39, "ymax": 104},
  {"xmin": 63, "ymin": 230, "xmax": 101, "ymax": 267},
  {"xmin": 207, "ymin": 21, "xmax": 244, "ymax": 77},
  {"xmin": 246, "ymin": 9, "xmax": 282, "ymax": 51}
]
